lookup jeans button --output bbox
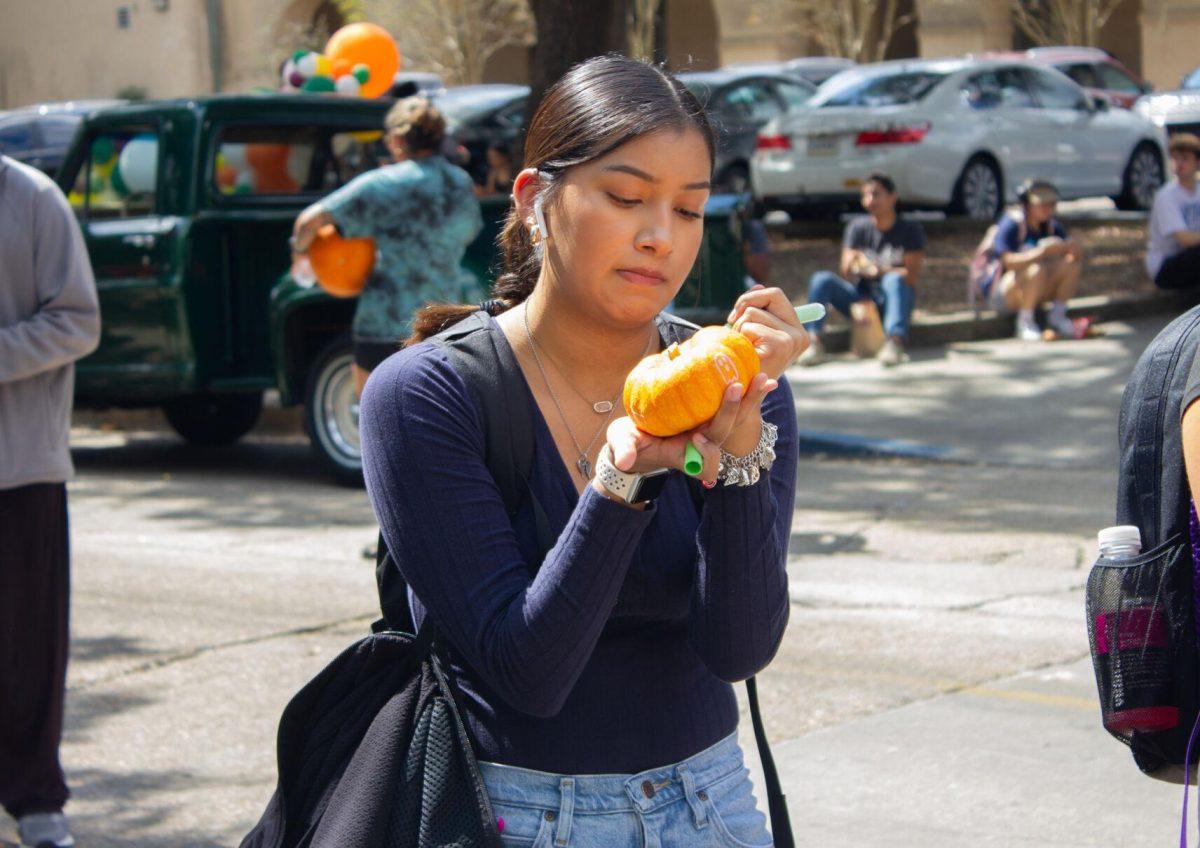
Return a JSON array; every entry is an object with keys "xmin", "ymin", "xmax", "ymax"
[
  {"xmin": 544, "ymin": 810, "xmax": 556, "ymax": 822},
  {"xmin": 641, "ymin": 779, "xmax": 656, "ymax": 799},
  {"xmin": 697, "ymin": 790, "xmax": 708, "ymax": 801}
]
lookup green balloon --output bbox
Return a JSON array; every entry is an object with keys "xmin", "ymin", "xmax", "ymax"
[
  {"xmin": 234, "ymin": 183, "xmax": 253, "ymax": 195},
  {"xmin": 301, "ymin": 75, "xmax": 336, "ymax": 93},
  {"xmin": 352, "ymin": 64, "xmax": 370, "ymax": 84},
  {"xmin": 292, "ymin": 49, "xmax": 307, "ymax": 62},
  {"xmin": 110, "ymin": 163, "xmax": 128, "ymax": 197},
  {"xmin": 91, "ymin": 137, "xmax": 115, "ymax": 164}
]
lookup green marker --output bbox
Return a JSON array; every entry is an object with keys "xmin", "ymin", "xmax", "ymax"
[{"xmin": 688, "ymin": 303, "xmax": 825, "ymax": 477}]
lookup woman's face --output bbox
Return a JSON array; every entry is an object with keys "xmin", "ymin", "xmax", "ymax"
[{"xmin": 529, "ymin": 127, "xmax": 712, "ymax": 327}]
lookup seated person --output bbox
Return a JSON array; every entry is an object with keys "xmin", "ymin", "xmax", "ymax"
[
  {"xmin": 742, "ymin": 202, "xmax": 771, "ymax": 288},
  {"xmin": 1147, "ymin": 133, "xmax": 1200, "ymax": 290},
  {"xmin": 799, "ymin": 173, "xmax": 925, "ymax": 368},
  {"xmin": 475, "ymin": 143, "xmax": 515, "ymax": 197},
  {"xmin": 991, "ymin": 179, "xmax": 1083, "ymax": 341}
]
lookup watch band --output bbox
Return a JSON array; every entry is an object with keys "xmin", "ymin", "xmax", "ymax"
[{"xmin": 595, "ymin": 444, "xmax": 667, "ymax": 504}]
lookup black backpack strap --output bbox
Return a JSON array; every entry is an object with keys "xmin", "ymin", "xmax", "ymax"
[{"xmin": 658, "ymin": 313, "xmax": 794, "ymax": 846}]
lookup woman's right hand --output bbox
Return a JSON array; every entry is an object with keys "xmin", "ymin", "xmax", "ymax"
[{"xmin": 291, "ymin": 204, "xmax": 330, "ymax": 254}]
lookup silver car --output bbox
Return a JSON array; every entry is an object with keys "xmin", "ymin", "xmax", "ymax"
[
  {"xmin": 1135, "ymin": 65, "xmax": 1200, "ymax": 137},
  {"xmin": 751, "ymin": 57, "xmax": 1167, "ymax": 219}
]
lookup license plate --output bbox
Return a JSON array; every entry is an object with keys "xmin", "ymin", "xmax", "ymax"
[{"xmin": 806, "ymin": 134, "xmax": 840, "ymax": 157}]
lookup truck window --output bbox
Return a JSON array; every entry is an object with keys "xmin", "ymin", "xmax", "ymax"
[
  {"xmin": 68, "ymin": 129, "xmax": 159, "ymax": 219},
  {"xmin": 211, "ymin": 125, "xmax": 386, "ymax": 199}
]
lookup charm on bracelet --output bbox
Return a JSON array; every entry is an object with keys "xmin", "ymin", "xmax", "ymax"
[{"xmin": 716, "ymin": 421, "xmax": 779, "ymax": 487}]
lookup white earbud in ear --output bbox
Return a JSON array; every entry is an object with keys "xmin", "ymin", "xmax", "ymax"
[{"xmin": 533, "ymin": 195, "xmax": 550, "ymax": 241}]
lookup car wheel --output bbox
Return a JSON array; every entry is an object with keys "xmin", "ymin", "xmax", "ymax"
[
  {"xmin": 951, "ymin": 157, "xmax": 1003, "ymax": 221},
  {"xmin": 1116, "ymin": 143, "xmax": 1163, "ymax": 211},
  {"xmin": 718, "ymin": 163, "xmax": 750, "ymax": 195},
  {"xmin": 163, "ymin": 392, "xmax": 263, "ymax": 446},
  {"xmin": 304, "ymin": 335, "xmax": 364, "ymax": 486}
]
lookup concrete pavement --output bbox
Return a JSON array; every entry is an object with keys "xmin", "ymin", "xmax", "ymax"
[{"xmin": 0, "ymin": 312, "xmax": 1189, "ymax": 847}]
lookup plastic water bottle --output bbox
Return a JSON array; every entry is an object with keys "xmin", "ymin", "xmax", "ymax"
[{"xmin": 1095, "ymin": 525, "xmax": 1179, "ymax": 734}]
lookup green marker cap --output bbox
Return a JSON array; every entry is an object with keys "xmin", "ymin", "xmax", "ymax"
[{"xmin": 684, "ymin": 442, "xmax": 704, "ymax": 476}]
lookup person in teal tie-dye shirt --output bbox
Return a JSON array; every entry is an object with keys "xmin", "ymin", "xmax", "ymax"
[{"xmin": 292, "ymin": 97, "xmax": 483, "ymax": 394}]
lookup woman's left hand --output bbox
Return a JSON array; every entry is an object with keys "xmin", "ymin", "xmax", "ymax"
[{"xmin": 726, "ymin": 285, "xmax": 810, "ymax": 380}]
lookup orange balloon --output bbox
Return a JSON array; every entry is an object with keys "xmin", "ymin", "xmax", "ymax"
[
  {"xmin": 324, "ymin": 23, "xmax": 401, "ymax": 99},
  {"xmin": 216, "ymin": 163, "xmax": 238, "ymax": 189},
  {"xmin": 245, "ymin": 143, "xmax": 297, "ymax": 193},
  {"xmin": 308, "ymin": 224, "xmax": 375, "ymax": 297},
  {"xmin": 332, "ymin": 58, "xmax": 352, "ymax": 78}
]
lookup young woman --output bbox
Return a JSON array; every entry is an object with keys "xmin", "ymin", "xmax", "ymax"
[
  {"xmin": 291, "ymin": 96, "xmax": 483, "ymax": 396},
  {"xmin": 360, "ymin": 55, "xmax": 807, "ymax": 847}
]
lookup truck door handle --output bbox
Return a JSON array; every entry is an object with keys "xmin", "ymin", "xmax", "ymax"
[{"xmin": 122, "ymin": 234, "xmax": 156, "ymax": 249}]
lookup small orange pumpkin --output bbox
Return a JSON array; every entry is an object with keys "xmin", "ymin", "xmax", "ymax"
[
  {"xmin": 623, "ymin": 326, "xmax": 760, "ymax": 437},
  {"xmin": 308, "ymin": 224, "xmax": 376, "ymax": 298}
]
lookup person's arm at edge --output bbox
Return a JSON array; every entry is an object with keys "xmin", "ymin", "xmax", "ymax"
[{"xmin": 0, "ymin": 179, "xmax": 100, "ymax": 383}]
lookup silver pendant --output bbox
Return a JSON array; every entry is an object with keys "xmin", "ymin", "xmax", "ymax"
[
  {"xmin": 592, "ymin": 401, "xmax": 614, "ymax": 414},
  {"xmin": 577, "ymin": 457, "xmax": 593, "ymax": 478}
]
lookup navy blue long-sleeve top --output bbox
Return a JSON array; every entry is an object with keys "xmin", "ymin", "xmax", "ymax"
[{"xmin": 359, "ymin": 314, "xmax": 797, "ymax": 774}]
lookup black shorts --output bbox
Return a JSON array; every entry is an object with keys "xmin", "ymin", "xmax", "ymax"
[{"xmin": 353, "ymin": 339, "xmax": 401, "ymax": 372}]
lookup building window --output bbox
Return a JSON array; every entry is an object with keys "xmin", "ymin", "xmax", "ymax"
[{"xmin": 117, "ymin": 6, "xmax": 131, "ymax": 28}]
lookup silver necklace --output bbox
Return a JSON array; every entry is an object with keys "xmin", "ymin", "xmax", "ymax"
[
  {"xmin": 522, "ymin": 306, "xmax": 655, "ymax": 480},
  {"xmin": 526, "ymin": 332, "xmax": 620, "ymax": 415}
]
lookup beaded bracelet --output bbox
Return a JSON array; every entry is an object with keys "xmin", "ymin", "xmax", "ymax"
[{"xmin": 717, "ymin": 421, "xmax": 779, "ymax": 487}]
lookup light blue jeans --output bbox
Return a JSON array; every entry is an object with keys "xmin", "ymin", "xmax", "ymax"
[
  {"xmin": 806, "ymin": 269, "xmax": 916, "ymax": 340},
  {"xmin": 479, "ymin": 733, "xmax": 774, "ymax": 847}
]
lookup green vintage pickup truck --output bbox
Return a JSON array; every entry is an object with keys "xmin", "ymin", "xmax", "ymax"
[{"xmin": 58, "ymin": 94, "xmax": 748, "ymax": 483}]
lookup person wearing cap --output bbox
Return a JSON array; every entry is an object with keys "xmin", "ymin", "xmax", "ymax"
[
  {"xmin": 1147, "ymin": 133, "xmax": 1200, "ymax": 291},
  {"xmin": 291, "ymin": 96, "xmax": 484, "ymax": 396},
  {"xmin": 993, "ymin": 179, "xmax": 1083, "ymax": 341}
]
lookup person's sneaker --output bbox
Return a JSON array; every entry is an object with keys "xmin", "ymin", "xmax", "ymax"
[
  {"xmin": 876, "ymin": 337, "xmax": 909, "ymax": 368},
  {"xmin": 1047, "ymin": 309, "xmax": 1075, "ymax": 339},
  {"xmin": 1015, "ymin": 317, "xmax": 1042, "ymax": 342},
  {"xmin": 17, "ymin": 812, "xmax": 74, "ymax": 848},
  {"xmin": 797, "ymin": 337, "xmax": 827, "ymax": 367}
]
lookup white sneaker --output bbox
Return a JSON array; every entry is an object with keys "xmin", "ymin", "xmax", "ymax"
[
  {"xmin": 18, "ymin": 812, "xmax": 74, "ymax": 848},
  {"xmin": 1015, "ymin": 317, "xmax": 1042, "ymax": 342},
  {"xmin": 797, "ymin": 337, "xmax": 828, "ymax": 367},
  {"xmin": 876, "ymin": 337, "xmax": 908, "ymax": 367}
]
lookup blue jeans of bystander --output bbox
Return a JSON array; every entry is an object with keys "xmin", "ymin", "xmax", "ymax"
[{"xmin": 805, "ymin": 270, "xmax": 915, "ymax": 340}]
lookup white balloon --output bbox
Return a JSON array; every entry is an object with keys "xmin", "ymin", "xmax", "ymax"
[
  {"xmin": 221, "ymin": 143, "xmax": 247, "ymax": 170},
  {"xmin": 335, "ymin": 75, "xmax": 361, "ymax": 97},
  {"xmin": 287, "ymin": 145, "xmax": 313, "ymax": 187},
  {"xmin": 297, "ymin": 52, "xmax": 318, "ymax": 78},
  {"xmin": 117, "ymin": 135, "xmax": 158, "ymax": 195}
]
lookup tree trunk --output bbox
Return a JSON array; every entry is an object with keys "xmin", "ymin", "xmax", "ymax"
[{"xmin": 524, "ymin": 0, "xmax": 626, "ymax": 138}]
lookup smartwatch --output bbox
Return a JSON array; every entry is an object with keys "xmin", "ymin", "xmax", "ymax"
[{"xmin": 594, "ymin": 444, "xmax": 671, "ymax": 505}]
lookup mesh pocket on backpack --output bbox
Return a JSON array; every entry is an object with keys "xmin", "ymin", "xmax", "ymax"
[{"xmin": 1086, "ymin": 536, "xmax": 1191, "ymax": 748}]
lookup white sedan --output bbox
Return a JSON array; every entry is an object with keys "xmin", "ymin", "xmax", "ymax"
[{"xmin": 750, "ymin": 58, "xmax": 1167, "ymax": 220}]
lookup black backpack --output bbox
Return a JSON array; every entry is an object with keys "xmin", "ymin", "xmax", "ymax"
[
  {"xmin": 378, "ymin": 309, "xmax": 796, "ymax": 848},
  {"xmin": 1087, "ymin": 303, "xmax": 1200, "ymax": 781}
]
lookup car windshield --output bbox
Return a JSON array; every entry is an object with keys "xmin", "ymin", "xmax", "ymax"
[
  {"xmin": 811, "ymin": 70, "xmax": 948, "ymax": 107},
  {"xmin": 1184, "ymin": 67, "xmax": 1200, "ymax": 90},
  {"xmin": 435, "ymin": 89, "xmax": 525, "ymax": 125}
]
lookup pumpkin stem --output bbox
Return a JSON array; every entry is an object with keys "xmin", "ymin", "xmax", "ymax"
[{"xmin": 666, "ymin": 342, "xmax": 681, "ymax": 360}]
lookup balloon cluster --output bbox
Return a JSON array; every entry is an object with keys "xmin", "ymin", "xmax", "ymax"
[
  {"xmin": 216, "ymin": 143, "xmax": 313, "ymax": 195},
  {"xmin": 69, "ymin": 134, "xmax": 157, "ymax": 207},
  {"xmin": 279, "ymin": 22, "xmax": 400, "ymax": 100}
]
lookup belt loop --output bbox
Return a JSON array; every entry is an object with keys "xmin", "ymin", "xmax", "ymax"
[
  {"xmin": 677, "ymin": 766, "xmax": 707, "ymax": 829},
  {"xmin": 555, "ymin": 777, "xmax": 574, "ymax": 846}
]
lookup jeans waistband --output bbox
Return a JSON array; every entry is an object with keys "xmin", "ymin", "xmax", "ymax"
[{"xmin": 478, "ymin": 732, "xmax": 744, "ymax": 816}]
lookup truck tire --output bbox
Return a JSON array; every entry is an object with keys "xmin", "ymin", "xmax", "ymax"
[
  {"xmin": 163, "ymin": 392, "xmax": 263, "ymax": 446},
  {"xmin": 304, "ymin": 335, "xmax": 364, "ymax": 486}
]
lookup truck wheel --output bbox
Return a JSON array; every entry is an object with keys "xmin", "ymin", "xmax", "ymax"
[
  {"xmin": 304, "ymin": 335, "xmax": 364, "ymax": 486},
  {"xmin": 163, "ymin": 393, "xmax": 263, "ymax": 446}
]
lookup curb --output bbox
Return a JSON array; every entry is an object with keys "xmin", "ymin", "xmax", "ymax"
[{"xmin": 817, "ymin": 288, "xmax": 1200, "ymax": 353}]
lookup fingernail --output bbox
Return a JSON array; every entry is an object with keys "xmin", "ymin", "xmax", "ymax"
[
  {"xmin": 702, "ymin": 479, "xmax": 717, "ymax": 490},
  {"xmin": 728, "ymin": 384, "xmax": 744, "ymax": 402},
  {"xmin": 694, "ymin": 433, "xmax": 711, "ymax": 448}
]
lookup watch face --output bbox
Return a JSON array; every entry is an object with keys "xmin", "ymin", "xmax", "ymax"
[{"xmin": 629, "ymin": 468, "xmax": 671, "ymax": 503}]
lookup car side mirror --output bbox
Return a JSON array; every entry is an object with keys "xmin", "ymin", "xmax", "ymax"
[{"xmin": 1090, "ymin": 95, "xmax": 1110, "ymax": 113}]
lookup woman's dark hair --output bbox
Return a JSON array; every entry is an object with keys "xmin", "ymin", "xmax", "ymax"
[
  {"xmin": 407, "ymin": 54, "xmax": 716, "ymax": 345},
  {"xmin": 864, "ymin": 172, "xmax": 896, "ymax": 195},
  {"xmin": 384, "ymin": 96, "xmax": 445, "ymax": 155}
]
